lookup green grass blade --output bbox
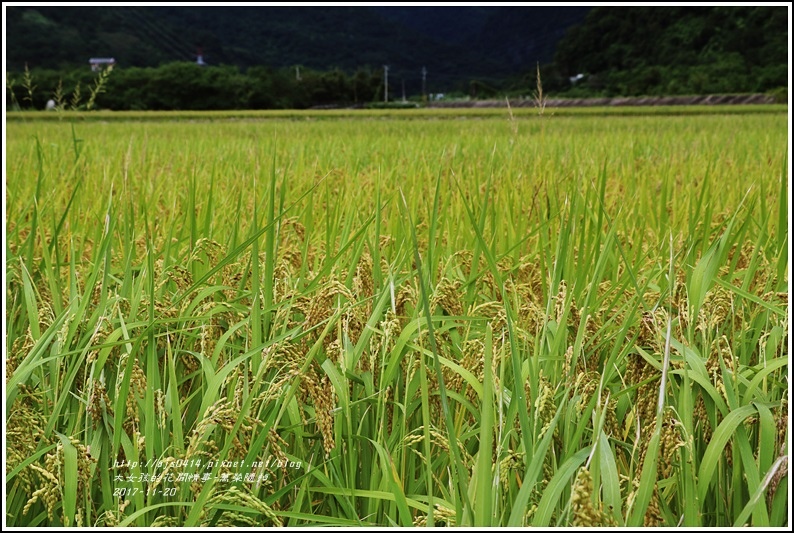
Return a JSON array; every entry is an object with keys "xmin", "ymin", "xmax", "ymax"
[
  {"xmin": 398, "ymin": 188, "xmax": 473, "ymax": 524},
  {"xmin": 507, "ymin": 401, "xmax": 564, "ymax": 526},
  {"xmin": 697, "ymin": 404, "xmax": 758, "ymax": 503},
  {"xmin": 474, "ymin": 324, "xmax": 495, "ymax": 527},
  {"xmin": 55, "ymin": 431, "xmax": 78, "ymax": 526},
  {"xmin": 531, "ymin": 447, "xmax": 590, "ymax": 526}
]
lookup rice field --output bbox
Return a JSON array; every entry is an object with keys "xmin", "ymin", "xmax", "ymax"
[{"xmin": 4, "ymin": 107, "xmax": 789, "ymax": 527}]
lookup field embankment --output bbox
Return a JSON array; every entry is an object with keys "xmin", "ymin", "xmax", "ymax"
[
  {"xmin": 430, "ymin": 93, "xmax": 779, "ymax": 108},
  {"xmin": 5, "ymin": 102, "xmax": 787, "ymax": 124}
]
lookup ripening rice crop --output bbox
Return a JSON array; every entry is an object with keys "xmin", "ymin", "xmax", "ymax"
[{"xmin": 5, "ymin": 107, "xmax": 789, "ymax": 527}]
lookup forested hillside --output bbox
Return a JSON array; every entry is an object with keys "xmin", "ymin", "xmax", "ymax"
[
  {"xmin": 5, "ymin": 6, "xmax": 788, "ymax": 110},
  {"xmin": 5, "ymin": 6, "xmax": 588, "ymax": 92},
  {"xmin": 551, "ymin": 6, "xmax": 788, "ymax": 96}
]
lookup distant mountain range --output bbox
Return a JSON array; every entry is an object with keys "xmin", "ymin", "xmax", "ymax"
[
  {"xmin": 5, "ymin": 6, "xmax": 591, "ymax": 92},
  {"xmin": 6, "ymin": 6, "xmax": 786, "ymax": 102}
]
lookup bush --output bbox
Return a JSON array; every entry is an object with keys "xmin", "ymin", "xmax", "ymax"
[{"xmin": 765, "ymin": 86, "xmax": 787, "ymax": 104}]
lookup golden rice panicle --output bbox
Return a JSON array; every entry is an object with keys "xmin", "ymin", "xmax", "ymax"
[
  {"xmin": 7, "ymin": 388, "xmax": 47, "ymax": 495},
  {"xmin": 570, "ymin": 467, "xmax": 615, "ymax": 527},
  {"xmin": 229, "ymin": 367, "xmax": 246, "ymax": 411},
  {"xmin": 432, "ymin": 276, "xmax": 463, "ymax": 317},
  {"xmin": 561, "ymin": 345, "xmax": 577, "ymax": 381},
  {"xmin": 394, "ymin": 287, "xmax": 416, "ymax": 320},
  {"xmin": 300, "ymin": 279, "xmax": 353, "ymax": 335},
  {"xmin": 101, "ymin": 498, "xmax": 133, "ymax": 527},
  {"xmin": 258, "ymin": 342, "xmax": 306, "ymax": 408},
  {"xmin": 7, "ymin": 332, "xmax": 34, "ymax": 383},
  {"xmin": 766, "ymin": 453, "xmax": 788, "ymax": 509},
  {"xmin": 154, "ymin": 388, "xmax": 166, "ymax": 429},
  {"xmin": 775, "ymin": 397, "xmax": 788, "ymax": 455},
  {"xmin": 279, "ymin": 246, "xmax": 304, "ymax": 273},
  {"xmin": 515, "ymin": 256, "xmax": 543, "ymax": 298},
  {"xmin": 261, "ymin": 340, "xmax": 304, "ymax": 373},
  {"xmin": 185, "ymin": 441, "xmax": 219, "ymax": 496},
  {"xmin": 644, "ymin": 485, "xmax": 664, "ymax": 527},
  {"xmin": 429, "ymin": 425, "xmax": 473, "ymax": 466},
  {"xmin": 572, "ymin": 370, "xmax": 599, "ymax": 412},
  {"xmin": 23, "ymin": 437, "xmax": 96, "ymax": 525},
  {"xmin": 705, "ymin": 336, "xmax": 736, "ymax": 420},
  {"xmin": 638, "ymin": 307, "xmax": 671, "ymax": 354},
  {"xmin": 267, "ymin": 427, "xmax": 290, "ymax": 474},
  {"xmin": 518, "ymin": 298, "xmax": 545, "ymax": 336},
  {"xmin": 697, "ymin": 285, "xmax": 736, "ymax": 332},
  {"xmin": 571, "ymin": 369, "xmax": 619, "ymax": 435},
  {"xmin": 499, "ymin": 450, "xmax": 524, "ymax": 490},
  {"xmin": 658, "ymin": 410, "xmax": 684, "ymax": 479},
  {"xmin": 85, "ymin": 314, "xmax": 112, "ymax": 365},
  {"xmin": 302, "ymin": 367, "xmax": 336, "ymax": 456},
  {"xmin": 115, "ymin": 353, "xmax": 148, "ymax": 435},
  {"xmin": 273, "ymin": 247, "xmax": 301, "ymax": 302},
  {"xmin": 191, "ymin": 237, "xmax": 225, "ymax": 265},
  {"xmin": 149, "ymin": 514, "xmax": 180, "ymax": 527},
  {"xmin": 469, "ymin": 301, "xmax": 507, "ymax": 334},
  {"xmin": 571, "ymin": 467, "xmax": 599, "ymax": 527},
  {"xmin": 693, "ymin": 394, "xmax": 712, "ymax": 441},
  {"xmin": 353, "ymin": 251, "xmax": 374, "ymax": 301},
  {"xmin": 382, "ymin": 385, "xmax": 394, "ymax": 431},
  {"xmin": 626, "ymin": 352, "xmax": 657, "ymax": 434},
  {"xmin": 36, "ymin": 300, "xmax": 56, "ymax": 338},
  {"xmin": 553, "ymin": 279, "xmax": 568, "ymax": 324},
  {"xmin": 207, "ymin": 485, "xmax": 282, "ymax": 526},
  {"xmin": 413, "ymin": 503, "xmax": 456, "ymax": 527},
  {"xmin": 222, "ymin": 267, "xmax": 244, "ymax": 300},
  {"xmin": 86, "ymin": 379, "xmax": 113, "ymax": 426},
  {"xmin": 634, "ymin": 408, "xmax": 684, "ymax": 485},
  {"xmin": 186, "ymin": 394, "xmax": 257, "ymax": 465},
  {"xmin": 164, "ymin": 264, "xmax": 194, "ymax": 292},
  {"xmin": 535, "ymin": 371, "xmax": 557, "ymax": 440},
  {"xmin": 195, "ymin": 303, "xmax": 223, "ymax": 360},
  {"xmin": 445, "ymin": 249, "xmax": 470, "ymax": 283},
  {"xmin": 447, "ymin": 338, "xmax": 483, "ymax": 396},
  {"xmin": 323, "ymin": 338, "xmax": 342, "ymax": 367},
  {"xmin": 341, "ymin": 303, "xmax": 365, "ymax": 348},
  {"xmin": 496, "ymin": 254, "xmax": 514, "ymax": 275},
  {"xmin": 370, "ymin": 309, "xmax": 400, "ymax": 378}
]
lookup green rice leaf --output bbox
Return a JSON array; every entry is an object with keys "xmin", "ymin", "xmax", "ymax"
[{"xmin": 697, "ymin": 404, "xmax": 758, "ymax": 503}]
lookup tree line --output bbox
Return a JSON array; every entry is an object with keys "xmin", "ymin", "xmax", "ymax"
[
  {"xmin": 548, "ymin": 6, "xmax": 787, "ymax": 97},
  {"xmin": 7, "ymin": 63, "xmax": 402, "ymax": 111}
]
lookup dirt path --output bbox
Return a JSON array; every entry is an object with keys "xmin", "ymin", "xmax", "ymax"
[{"xmin": 429, "ymin": 94, "xmax": 778, "ymax": 108}]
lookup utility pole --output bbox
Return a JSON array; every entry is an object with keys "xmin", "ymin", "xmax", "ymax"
[
  {"xmin": 422, "ymin": 66, "xmax": 427, "ymax": 100},
  {"xmin": 383, "ymin": 65, "xmax": 389, "ymax": 103},
  {"xmin": 295, "ymin": 66, "xmax": 301, "ymax": 81},
  {"xmin": 401, "ymin": 78, "xmax": 406, "ymax": 103}
]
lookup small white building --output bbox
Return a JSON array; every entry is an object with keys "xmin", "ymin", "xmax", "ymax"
[{"xmin": 89, "ymin": 58, "xmax": 116, "ymax": 71}]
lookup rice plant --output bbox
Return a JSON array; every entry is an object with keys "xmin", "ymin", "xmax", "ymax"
[{"xmin": 4, "ymin": 107, "xmax": 788, "ymax": 527}]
